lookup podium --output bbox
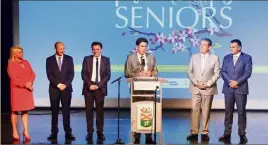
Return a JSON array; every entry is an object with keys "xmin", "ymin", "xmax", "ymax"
[{"xmin": 127, "ymin": 77, "xmax": 167, "ymax": 144}]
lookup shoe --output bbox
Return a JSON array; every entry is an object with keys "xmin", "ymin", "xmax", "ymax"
[
  {"xmin": 13, "ymin": 136, "xmax": 20, "ymax": 141},
  {"xmin": 240, "ymin": 135, "xmax": 248, "ymax": 144},
  {"xmin": 201, "ymin": 134, "xmax": 210, "ymax": 140},
  {"xmin": 187, "ymin": 134, "xmax": 198, "ymax": 140},
  {"xmin": 65, "ymin": 134, "xmax": 76, "ymax": 140},
  {"xmin": 97, "ymin": 133, "xmax": 105, "ymax": 141},
  {"xmin": 23, "ymin": 131, "xmax": 31, "ymax": 141},
  {"xmin": 218, "ymin": 134, "xmax": 231, "ymax": 141},
  {"xmin": 145, "ymin": 138, "xmax": 156, "ymax": 144},
  {"xmin": 47, "ymin": 134, "xmax": 57, "ymax": 140},
  {"xmin": 86, "ymin": 133, "xmax": 93, "ymax": 141},
  {"xmin": 134, "ymin": 133, "xmax": 140, "ymax": 144}
]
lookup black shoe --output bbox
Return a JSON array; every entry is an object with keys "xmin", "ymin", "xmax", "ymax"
[
  {"xmin": 97, "ymin": 139, "xmax": 103, "ymax": 144},
  {"xmin": 218, "ymin": 134, "xmax": 231, "ymax": 141},
  {"xmin": 47, "ymin": 134, "xmax": 57, "ymax": 140},
  {"xmin": 239, "ymin": 135, "xmax": 248, "ymax": 144},
  {"xmin": 187, "ymin": 134, "xmax": 198, "ymax": 140},
  {"xmin": 145, "ymin": 138, "xmax": 156, "ymax": 144},
  {"xmin": 201, "ymin": 134, "xmax": 210, "ymax": 141},
  {"xmin": 97, "ymin": 133, "xmax": 105, "ymax": 141},
  {"xmin": 134, "ymin": 133, "xmax": 141, "ymax": 144},
  {"xmin": 65, "ymin": 134, "xmax": 75, "ymax": 140},
  {"xmin": 134, "ymin": 138, "xmax": 140, "ymax": 144}
]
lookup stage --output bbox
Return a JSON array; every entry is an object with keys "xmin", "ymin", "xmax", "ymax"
[{"xmin": 1, "ymin": 109, "xmax": 267, "ymax": 144}]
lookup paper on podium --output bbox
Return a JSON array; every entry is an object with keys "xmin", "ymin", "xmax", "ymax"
[
  {"xmin": 134, "ymin": 81, "xmax": 160, "ymax": 91},
  {"xmin": 126, "ymin": 77, "xmax": 168, "ymax": 83},
  {"xmin": 126, "ymin": 77, "xmax": 168, "ymax": 91}
]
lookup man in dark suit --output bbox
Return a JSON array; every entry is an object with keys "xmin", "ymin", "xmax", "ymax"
[
  {"xmin": 46, "ymin": 42, "xmax": 75, "ymax": 140},
  {"xmin": 81, "ymin": 42, "xmax": 111, "ymax": 144},
  {"xmin": 219, "ymin": 39, "xmax": 252, "ymax": 144}
]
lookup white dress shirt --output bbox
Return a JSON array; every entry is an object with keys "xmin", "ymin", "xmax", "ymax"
[
  {"xmin": 201, "ymin": 53, "xmax": 209, "ymax": 72},
  {"xmin": 55, "ymin": 54, "xmax": 63, "ymax": 65},
  {"xmin": 233, "ymin": 52, "xmax": 241, "ymax": 65},
  {"xmin": 137, "ymin": 53, "xmax": 148, "ymax": 71},
  {"xmin": 91, "ymin": 55, "xmax": 101, "ymax": 82}
]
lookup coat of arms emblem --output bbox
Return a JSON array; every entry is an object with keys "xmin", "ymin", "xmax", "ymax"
[{"xmin": 140, "ymin": 107, "xmax": 153, "ymax": 127}]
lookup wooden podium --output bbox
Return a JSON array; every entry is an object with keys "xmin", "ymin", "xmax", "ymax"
[{"xmin": 127, "ymin": 77, "xmax": 167, "ymax": 144}]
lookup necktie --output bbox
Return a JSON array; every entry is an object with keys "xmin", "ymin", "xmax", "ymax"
[
  {"xmin": 58, "ymin": 56, "xmax": 62, "ymax": 71},
  {"xmin": 233, "ymin": 55, "xmax": 238, "ymax": 65},
  {"xmin": 95, "ymin": 57, "xmax": 99, "ymax": 83},
  {"xmin": 140, "ymin": 56, "xmax": 144, "ymax": 71}
]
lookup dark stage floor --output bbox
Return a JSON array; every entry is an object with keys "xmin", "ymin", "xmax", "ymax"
[{"xmin": 1, "ymin": 109, "xmax": 268, "ymax": 144}]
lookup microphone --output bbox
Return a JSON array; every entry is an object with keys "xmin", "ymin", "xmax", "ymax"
[{"xmin": 141, "ymin": 59, "xmax": 145, "ymax": 66}]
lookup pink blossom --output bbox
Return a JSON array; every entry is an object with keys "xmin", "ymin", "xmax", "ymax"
[
  {"xmin": 155, "ymin": 32, "xmax": 167, "ymax": 45},
  {"xmin": 207, "ymin": 23, "xmax": 220, "ymax": 36},
  {"xmin": 168, "ymin": 30, "xmax": 178, "ymax": 44},
  {"xmin": 186, "ymin": 28, "xmax": 198, "ymax": 36},
  {"xmin": 190, "ymin": 35, "xmax": 200, "ymax": 47},
  {"xmin": 172, "ymin": 42, "xmax": 186, "ymax": 53},
  {"xmin": 177, "ymin": 31, "xmax": 188, "ymax": 42}
]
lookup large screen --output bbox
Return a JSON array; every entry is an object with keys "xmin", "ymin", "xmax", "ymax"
[{"xmin": 18, "ymin": 1, "xmax": 268, "ymax": 109}]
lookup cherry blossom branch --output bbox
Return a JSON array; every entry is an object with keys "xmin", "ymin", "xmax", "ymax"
[
  {"xmin": 150, "ymin": 45, "xmax": 164, "ymax": 51},
  {"xmin": 185, "ymin": 47, "xmax": 193, "ymax": 56},
  {"xmin": 195, "ymin": 29, "xmax": 232, "ymax": 37},
  {"xmin": 130, "ymin": 45, "xmax": 164, "ymax": 53},
  {"xmin": 192, "ymin": 4, "xmax": 224, "ymax": 32},
  {"xmin": 128, "ymin": 27, "xmax": 156, "ymax": 36}
]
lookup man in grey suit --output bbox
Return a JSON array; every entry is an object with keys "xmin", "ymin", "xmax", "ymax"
[
  {"xmin": 124, "ymin": 37, "xmax": 158, "ymax": 144},
  {"xmin": 187, "ymin": 38, "xmax": 220, "ymax": 141}
]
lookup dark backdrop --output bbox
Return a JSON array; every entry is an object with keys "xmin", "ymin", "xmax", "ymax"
[{"xmin": 1, "ymin": 0, "xmax": 14, "ymax": 113}]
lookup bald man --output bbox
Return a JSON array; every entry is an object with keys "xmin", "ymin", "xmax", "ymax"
[{"xmin": 46, "ymin": 42, "xmax": 75, "ymax": 140}]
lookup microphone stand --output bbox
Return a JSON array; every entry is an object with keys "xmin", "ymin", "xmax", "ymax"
[
  {"xmin": 110, "ymin": 63, "xmax": 143, "ymax": 144},
  {"xmin": 111, "ymin": 75, "xmax": 125, "ymax": 144},
  {"xmin": 153, "ymin": 86, "xmax": 159, "ymax": 144}
]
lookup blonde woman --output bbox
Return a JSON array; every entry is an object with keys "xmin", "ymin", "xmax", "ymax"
[{"xmin": 7, "ymin": 46, "xmax": 35, "ymax": 141}]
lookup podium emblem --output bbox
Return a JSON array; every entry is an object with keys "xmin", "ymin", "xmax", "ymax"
[{"xmin": 140, "ymin": 107, "xmax": 153, "ymax": 127}]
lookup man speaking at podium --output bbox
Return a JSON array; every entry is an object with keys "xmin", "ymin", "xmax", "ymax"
[{"xmin": 124, "ymin": 37, "xmax": 158, "ymax": 144}]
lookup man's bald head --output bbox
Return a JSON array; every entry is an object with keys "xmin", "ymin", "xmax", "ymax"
[{"xmin": 54, "ymin": 41, "xmax": 65, "ymax": 56}]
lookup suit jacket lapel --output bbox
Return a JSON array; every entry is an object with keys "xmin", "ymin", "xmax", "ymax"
[
  {"xmin": 134, "ymin": 53, "xmax": 140, "ymax": 67},
  {"xmin": 89, "ymin": 56, "xmax": 93, "ymax": 78},
  {"xmin": 145, "ymin": 53, "xmax": 150, "ymax": 68},
  {"xmin": 100, "ymin": 56, "xmax": 105, "ymax": 75},
  {"xmin": 53, "ymin": 56, "xmax": 61, "ymax": 74},
  {"xmin": 234, "ymin": 52, "xmax": 243, "ymax": 67}
]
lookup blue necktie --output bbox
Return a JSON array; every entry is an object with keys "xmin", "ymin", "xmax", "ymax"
[
  {"xmin": 95, "ymin": 57, "xmax": 99, "ymax": 83},
  {"xmin": 58, "ymin": 56, "xmax": 62, "ymax": 71}
]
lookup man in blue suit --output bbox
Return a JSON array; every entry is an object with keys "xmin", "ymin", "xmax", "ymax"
[
  {"xmin": 46, "ymin": 42, "xmax": 76, "ymax": 141},
  {"xmin": 219, "ymin": 39, "xmax": 252, "ymax": 143}
]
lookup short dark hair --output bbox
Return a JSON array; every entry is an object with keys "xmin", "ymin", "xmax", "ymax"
[
  {"xmin": 201, "ymin": 38, "xmax": 212, "ymax": 46},
  {"xmin": 230, "ymin": 39, "xmax": 242, "ymax": 47},
  {"xmin": 91, "ymin": 41, "xmax": 103, "ymax": 49},
  {"xmin": 136, "ymin": 37, "xmax": 148, "ymax": 46}
]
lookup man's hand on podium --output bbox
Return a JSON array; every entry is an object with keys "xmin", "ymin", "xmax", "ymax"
[
  {"xmin": 144, "ymin": 71, "xmax": 152, "ymax": 77},
  {"xmin": 138, "ymin": 71, "xmax": 152, "ymax": 77}
]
